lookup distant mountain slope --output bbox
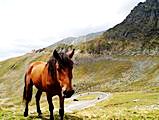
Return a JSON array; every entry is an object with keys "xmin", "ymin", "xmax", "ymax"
[
  {"xmin": 40, "ymin": 0, "xmax": 159, "ymax": 55},
  {"xmin": 47, "ymin": 31, "xmax": 103, "ymax": 49},
  {"xmin": 104, "ymin": 0, "xmax": 159, "ymax": 41}
]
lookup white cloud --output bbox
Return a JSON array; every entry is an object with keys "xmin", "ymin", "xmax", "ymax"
[{"xmin": 0, "ymin": 0, "xmax": 145, "ymax": 61}]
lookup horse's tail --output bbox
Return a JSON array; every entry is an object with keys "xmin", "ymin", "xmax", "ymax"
[
  {"xmin": 23, "ymin": 74, "xmax": 27, "ymax": 101},
  {"xmin": 23, "ymin": 66, "xmax": 33, "ymax": 103}
]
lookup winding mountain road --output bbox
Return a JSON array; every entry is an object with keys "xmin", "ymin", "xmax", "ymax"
[{"xmin": 64, "ymin": 92, "xmax": 111, "ymax": 112}]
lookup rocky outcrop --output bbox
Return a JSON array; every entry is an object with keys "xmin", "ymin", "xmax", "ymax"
[{"xmin": 104, "ymin": 0, "xmax": 159, "ymax": 41}]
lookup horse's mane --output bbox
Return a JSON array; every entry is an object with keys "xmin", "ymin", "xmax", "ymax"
[{"xmin": 47, "ymin": 56, "xmax": 56, "ymax": 80}]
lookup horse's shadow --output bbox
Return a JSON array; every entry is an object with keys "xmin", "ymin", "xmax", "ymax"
[
  {"xmin": 18, "ymin": 114, "xmax": 83, "ymax": 120},
  {"xmin": 27, "ymin": 114, "xmax": 50, "ymax": 120}
]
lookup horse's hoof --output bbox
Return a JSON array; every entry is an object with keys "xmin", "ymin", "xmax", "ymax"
[
  {"xmin": 50, "ymin": 116, "xmax": 54, "ymax": 120},
  {"xmin": 24, "ymin": 112, "xmax": 28, "ymax": 117},
  {"xmin": 38, "ymin": 113, "xmax": 43, "ymax": 118}
]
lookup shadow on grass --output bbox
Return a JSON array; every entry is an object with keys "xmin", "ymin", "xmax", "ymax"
[{"xmin": 19, "ymin": 114, "xmax": 83, "ymax": 120}]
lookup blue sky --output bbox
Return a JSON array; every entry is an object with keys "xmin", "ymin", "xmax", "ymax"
[{"xmin": 0, "ymin": 0, "xmax": 145, "ymax": 61}]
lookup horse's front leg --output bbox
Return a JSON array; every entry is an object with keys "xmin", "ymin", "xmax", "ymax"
[
  {"xmin": 24, "ymin": 101, "xmax": 29, "ymax": 117},
  {"xmin": 46, "ymin": 94, "xmax": 54, "ymax": 120},
  {"xmin": 59, "ymin": 95, "xmax": 64, "ymax": 120}
]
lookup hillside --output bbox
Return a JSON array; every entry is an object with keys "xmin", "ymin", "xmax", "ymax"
[
  {"xmin": 1, "ymin": 50, "xmax": 159, "ymax": 119},
  {"xmin": 77, "ymin": 0, "xmax": 159, "ymax": 55}
]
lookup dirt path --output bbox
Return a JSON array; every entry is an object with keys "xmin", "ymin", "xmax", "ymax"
[{"xmin": 64, "ymin": 92, "xmax": 111, "ymax": 113}]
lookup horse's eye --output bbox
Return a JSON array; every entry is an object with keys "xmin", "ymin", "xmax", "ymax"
[{"xmin": 70, "ymin": 65, "xmax": 73, "ymax": 69}]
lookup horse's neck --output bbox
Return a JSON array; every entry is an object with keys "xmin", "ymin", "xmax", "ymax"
[
  {"xmin": 43, "ymin": 64, "xmax": 61, "ymax": 92},
  {"xmin": 46, "ymin": 61, "xmax": 58, "ymax": 83}
]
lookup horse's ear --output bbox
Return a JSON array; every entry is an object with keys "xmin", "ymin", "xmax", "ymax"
[
  {"xmin": 67, "ymin": 49, "xmax": 75, "ymax": 59},
  {"xmin": 53, "ymin": 49, "xmax": 61, "ymax": 61}
]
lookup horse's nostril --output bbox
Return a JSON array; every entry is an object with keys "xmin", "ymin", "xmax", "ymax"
[
  {"xmin": 63, "ymin": 90, "xmax": 75, "ymax": 98},
  {"xmin": 71, "ymin": 90, "xmax": 75, "ymax": 95}
]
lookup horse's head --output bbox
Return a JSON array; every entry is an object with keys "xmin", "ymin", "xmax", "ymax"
[{"xmin": 53, "ymin": 49, "xmax": 75, "ymax": 98}]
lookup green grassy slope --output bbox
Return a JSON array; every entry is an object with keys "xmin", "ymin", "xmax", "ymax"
[
  {"xmin": 73, "ymin": 55, "xmax": 159, "ymax": 93},
  {"xmin": 74, "ymin": 91, "xmax": 159, "ymax": 120},
  {"xmin": 0, "ymin": 51, "xmax": 51, "ymax": 107},
  {"xmin": 0, "ymin": 50, "xmax": 159, "ymax": 119},
  {"xmin": 72, "ymin": 54, "xmax": 159, "ymax": 119}
]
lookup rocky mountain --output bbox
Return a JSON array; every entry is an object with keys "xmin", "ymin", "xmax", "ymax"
[
  {"xmin": 104, "ymin": 0, "xmax": 159, "ymax": 41},
  {"xmin": 77, "ymin": 0, "xmax": 159, "ymax": 55},
  {"xmin": 40, "ymin": 0, "xmax": 159, "ymax": 55}
]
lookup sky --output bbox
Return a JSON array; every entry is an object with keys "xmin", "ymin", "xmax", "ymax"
[{"xmin": 0, "ymin": 0, "xmax": 145, "ymax": 61}]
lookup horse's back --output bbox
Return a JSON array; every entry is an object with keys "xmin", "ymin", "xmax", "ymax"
[{"xmin": 27, "ymin": 61, "xmax": 46, "ymax": 88}]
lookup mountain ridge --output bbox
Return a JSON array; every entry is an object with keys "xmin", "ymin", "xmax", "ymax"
[{"xmin": 76, "ymin": 0, "xmax": 159, "ymax": 55}]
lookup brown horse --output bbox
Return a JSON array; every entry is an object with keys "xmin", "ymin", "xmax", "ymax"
[{"xmin": 23, "ymin": 49, "xmax": 75, "ymax": 120}]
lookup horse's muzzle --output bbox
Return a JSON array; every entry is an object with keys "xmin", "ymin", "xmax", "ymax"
[{"xmin": 63, "ymin": 90, "xmax": 74, "ymax": 98}]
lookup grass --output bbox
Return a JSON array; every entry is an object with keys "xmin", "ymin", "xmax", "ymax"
[
  {"xmin": 1, "ymin": 52, "xmax": 159, "ymax": 119},
  {"xmin": 0, "ymin": 108, "xmax": 83, "ymax": 120},
  {"xmin": 1, "ymin": 91, "xmax": 159, "ymax": 120},
  {"xmin": 74, "ymin": 91, "xmax": 159, "ymax": 120},
  {"xmin": 73, "ymin": 58, "xmax": 132, "ymax": 92},
  {"xmin": 74, "ymin": 55, "xmax": 159, "ymax": 93},
  {"xmin": 78, "ymin": 94, "xmax": 98, "ymax": 101}
]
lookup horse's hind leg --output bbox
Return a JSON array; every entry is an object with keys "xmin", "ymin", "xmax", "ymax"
[
  {"xmin": 23, "ymin": 80, "xmax": 33, "ymax": 117},
  {"xmin": 35, "ymin": 90, "xmax": 42, "ymax": 116}
]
